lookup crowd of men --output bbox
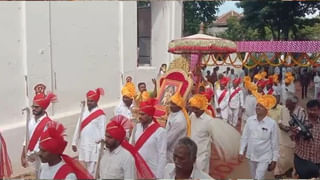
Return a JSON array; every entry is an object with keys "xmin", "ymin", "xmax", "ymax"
[{"xmin": 0, "ymin": 64, "xmax": 319, "ymax": 179}]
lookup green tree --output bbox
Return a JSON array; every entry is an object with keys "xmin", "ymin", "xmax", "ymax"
[
  {"xmin": 183, "ymin": 1, "xmax": 223, "ymax": 36},
  {"xmin": 238, "ymin": 1, "xmax": 320, "ymax": 40}
]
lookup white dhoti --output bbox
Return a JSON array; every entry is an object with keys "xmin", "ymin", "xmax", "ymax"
[
  {"xmin": 220, "ymin": 107, "xmax": 229, "ymax": 121},
  {"xmin": 228, "ymin": 108, "xmax": 239, "ymax": 127},
  {"xmin": 196, "ymin": 152, "xmax": 210, "ymax": 173},
  {"xmin": 249, "ymin": 161, "xmax": 269, "ymax": 180}
]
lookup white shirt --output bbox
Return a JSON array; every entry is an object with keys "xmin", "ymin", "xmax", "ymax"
[
  {"xmin": 273, "ymin": 84, "xmax": 281, "ymax": 96},
  {"xmin": 190, "ymin": 113, "xmax": 214, "ymax": 162},
  {"xmin": 274, "ymin": 67, "xmax": 280, "ymax": 75},
  {"xmin": 240, "ymin": 115, "xmax": 279, "ymax": 162},
  {"xmin": 39, "ymin": 161, "xmax": 77, "ymax": 179},
  {"xmin": 229, "ymin": 87, "xmax": 244, "ymax": 109},
  {"xmin": 166, "ymin": 111, "xmax": 187, "ymax": 163},
  {"xmin": 243, "ymin": 95, "xmax": 257, "ymax": 118},
  {"xmin": 72, "ymin": 107, "xmax": 107, "ymax": 162},
  {"xmin": 214, "ymin": 88, "xmax": 230, "ymax": 110},
  {"xmin": 131, "ymin": 121, "xmax": 167, "ymax": 178},
  {"xmin": 99, "ymin": 146, "xmax": 135, "ymax": 179},
  {"xmin": 24, "ymin": 114, "xmax": 48, "ymax": 155},
  {"xmin": 281, "ymin": 83, "xmax": 295, "ymax": 104},
  {"xmin": 114, "ymin": 100, "xmax": 133, "ymax": 119},
  {"xmin": 314, "ymin": 75, "xmax": 320, "ymax": 88},
  {"xmin": 163, "ymin": 163, "xmax": 213, "ymax": 179}
]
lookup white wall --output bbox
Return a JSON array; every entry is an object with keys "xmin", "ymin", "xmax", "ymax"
[{"xmin": 0, "ymin": 1, "xmax": 182, "ymax": 176}]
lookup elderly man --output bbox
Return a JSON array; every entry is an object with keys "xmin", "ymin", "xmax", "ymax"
[
  {"xmin": 268, "ymin": 95, "xmax": 294, "ymax": 178},
  {"xmin": 130, "ymin": 98, "xmax": 167, "ymax": 178},
  {"xmin": 285, "ymin": 94, "xmax": 307, "ymax": 122},
  {"xmin": 72, "ymin": 88, "xmax": 107, "ymax": 176},
  {"xmin": 20, "ymin": 84, "xmax": 57, "ymax": 178},
  {"xmin": 239, "ymin": 94, "xmax": 279, "ymax": 180},
  {"xmin": 39, "ymin": 121, "xmax": 92, "ymax": 179},
  {"xmin": 290, "ymin": 100, "xmax": 320, "ymax": 179},
  {"xmin": 164, "ymin": 137, "xmax": 213, "ymax": 179},
  {"xmin": 166, "ymin": 92, "xmax": 190, "ymax": 163}
]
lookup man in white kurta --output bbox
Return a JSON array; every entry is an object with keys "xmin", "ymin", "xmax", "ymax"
[
  {"xmin": 188, "ymin": 94, "xmax": 216, "ymax": 173},
  {"xmin": 114, "ymin": 82, "xmax": 136, "ymax": 138},
  {"xmin": 214, "ymin": 77, "xmax": 230, "ymax": 120},
  {"xmin": 39, "ymin": 160, "xmax": 77, "ymax": 179},
  {"xmin": 72, "ymin": 88, "xmax": 107, "ymax": 177},
  {"xmin": 281, "ymin": 78, "xmax": 295, "ymax": 105},
  {"xmin": 21, "ymin": 87, "xmax": 57, "ymax": 178},
  {"xmin": 130, "ymin": 99, "xmax": 167, "ymax": 178},
  {"xmin": 228, "ymin": 78, "xmax": 244, "ymax": 127},
  {"xmin": 239, "ymin": 96, "xmax": 279, "ymax": 180},
  {"xmin": 242, "ymin": 90, "xmax": 257, "ymax": 131}
]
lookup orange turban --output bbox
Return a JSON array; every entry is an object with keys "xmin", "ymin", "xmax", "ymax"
[
  {"xmin": 257, "ymin": 95, "xmax": 277, "ymax": 110},
  {"xmin": 285, "ymin": 75, "xmax": 294, "ymax": 84},
  {"xmin": 139, "ymin": 98, "xmax": 157, "ymax": 117},
  {"xmin": 106, "ymin": 120, "xmax": 126, "ymax": 142},
  {"xmin": 170, "ymin": 92, "xmax": 191, "ymax": 136},
  {"xmin": 87, "ymin": 88, "xmax": 104, "ymax": 102},
  {"xmin": 141, "ymin": 91, "xmax": 150, "ymax": 102},
  {"xmin": 261, "ymin": 71, "xmax": 267, "ymax": 78},
  {"xmin": 254, "ymin": 73, "xmax": 262, "ymax": 80},
  {"xmin": 220, "ymin": 77, "xmax": 230, "ymax": 86},
  {"xmin": 33, "ymin": 93, "xmax": 57, "ymax": 110},
  {"xmin": 189, "ymin": 94, "xmax": 208, "ymax": 111},
  {"xmin": 244, "ymin": 76, "xmax": 251, "ymax": 83},
  {"xmin": 121, "ymin": 82, "xmax": 136, "ymax": 99}
]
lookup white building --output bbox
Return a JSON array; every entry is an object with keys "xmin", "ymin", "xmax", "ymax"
[{"xmin": 0, "ymin": 1, "xmax": 182, "ymax": 176}]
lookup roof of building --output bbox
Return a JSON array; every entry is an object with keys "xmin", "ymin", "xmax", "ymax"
[{"xmin": 213, "ymin": 10, "xmax": 242, "ymax": 26}]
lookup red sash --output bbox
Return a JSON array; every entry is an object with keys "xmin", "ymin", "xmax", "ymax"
[
  {"xmin": 27, "ymin": 117, "xmax": 51, "ymax": 151},
  {"xmin": 54, "ymin": 164, "xmax": 73, "ymax": 179},
  {"xmin": 229, "ymin": 87, "xmax": 241, "ymax": 102},
  {"xmin": 267, "ymin": 88, "xmax": 274, "ymax": 95},
  {"xmin": 80, "ymin": 109, "xmax": 105, "ymax": 131},
  {"xmin": 135, "ymin": 122, "xmax": 160, "ymax": 151},
  {"xmin": 218, "ymin": 89, "xmax": 228, "ymax": 105}
]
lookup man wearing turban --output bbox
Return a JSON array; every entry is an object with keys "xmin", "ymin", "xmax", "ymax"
[
  {"xmin": 114, "ymin": 82, "xmax": 135, "ymax": 138},
  {"xmin": 228, "ymin": 78, "xmax": 244, "ymax": 127},
  {"xmin": 39, "ymin": 121, "xmax": 92, "ymax": 179},
  {"xmin": 166, "ymin": 92, "xmax": 190, "ymax": 163},
  {"xmin": 72, "ymin": 88, "xmax": 107, "ymax": 177},
  {"xmin": 281, "ymin": 74, "xmax": 295, "ymax": 104},
  {"xmin": 242, "ymin": 81, "xmax": 258, "ymax": 132},
  {"xmin": 201, "ymin": 88, "xmax": 216, "ymax": 117},
  {"xmin": 130, "ymin": 98, "xmax": 166, "ymax": 178},
  {"xmin": 20, "ymin": 83, "xmax": 57, "ymax": 178},
  {"xmin": 264, "ymin": 77, "xmax": 275, "ymax": 95},
  {"xmin": 189, "ymin": 94, "xmax": 241, "ymax": 173},
  {"xmin": 214, "ymin": 76, "xmax": 230, "ymax": 120},
  {"xmin": 257, "ymin": 79, "xmax": 267, "ymax": 95},
  {"xmin": 99, "ymin": 118, "xmax": 154, "ymax": 179},
  {"xmin": 239, "ymin": 94, "xmax": 279, "ymax": 180}
]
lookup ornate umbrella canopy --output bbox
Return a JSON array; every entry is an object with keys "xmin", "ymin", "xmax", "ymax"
[{"xmin": 168, "ymin": 33, "xmax": 237, "ymax": 54}]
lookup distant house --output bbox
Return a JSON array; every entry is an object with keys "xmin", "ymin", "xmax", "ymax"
[{"xmin": 207, "ymin": 10, "xmax": 242, "ymax": 36}]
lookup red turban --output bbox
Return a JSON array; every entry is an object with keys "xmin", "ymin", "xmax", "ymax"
[
  {"xmin": 257, "ymin": 80, "xmax": 266, "ymax": 88},
  {"xmin": 106, "ymin": 120, "xmax": 126, "ymax": 142},
  {"xmin": 266, "ymin": 77, "xmax": 273, "ymax": 86},
  {"xmin": 233, "ymin": 78, "xmax": 241, "ymax": 85},
  {"xmin": 86, "ymin": 88, "xmax": 104, "ymax": 102},
  {"xmin": 33, "ymin": 93, "xmax": 57, "ymax": 110},
  {"xmin": 220, "ymin": 77, "xmax": 230, "ymax": 86},
  {"xmin": 110, "ymin": 114, "xmax": 133, "ymax": 130},
  {"xmin": 139, "ymin": 98, "xmax": 157, "ymax": 117},
  {"xmin": 40, "ymin": 121, "xmax": 93, "ymax": 179},
  {"xmin": 201, "ymin": 88, "xmax": 214, "ymax": 102},
  {"xmin": 105, "ymin": 117, "xmax": 155, "ymax": 179}
]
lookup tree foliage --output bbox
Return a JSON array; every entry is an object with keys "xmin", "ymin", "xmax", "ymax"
[
  {"xmin": 238, "ymin": 1, "xmax": 320, "ymax": 40},
  {"xmin": 183, "ymin": 1, "xmax": 223, "ymax": 36}
]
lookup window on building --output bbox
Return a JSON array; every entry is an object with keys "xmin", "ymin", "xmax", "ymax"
[{"xmin": 137, "ymin": 1, "xmax": 151, "ymax": 66}]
